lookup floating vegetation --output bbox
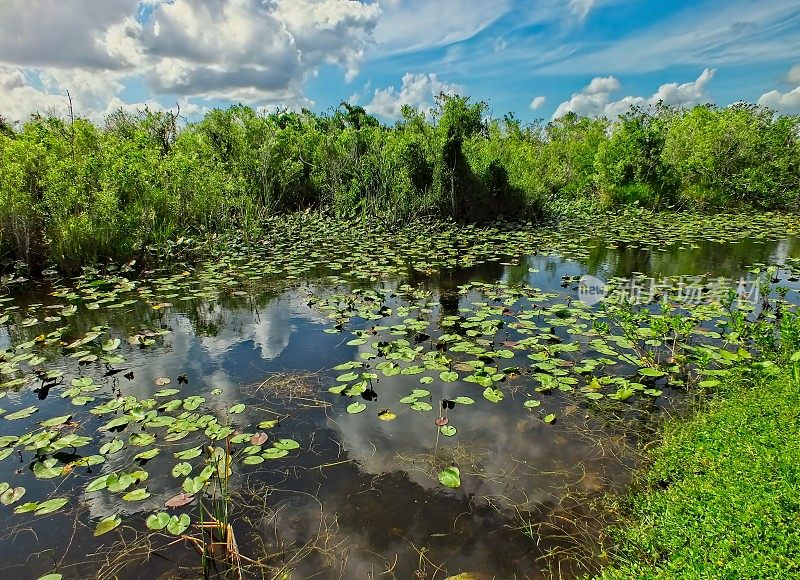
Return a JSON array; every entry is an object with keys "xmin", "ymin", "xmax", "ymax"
[{"xmin": 0, "ymin": 211, "xmax": 798, "ymax": 577}]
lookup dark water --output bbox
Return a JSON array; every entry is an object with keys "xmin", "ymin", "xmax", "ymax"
[{"xmin": 1, "ymin": 236, "xmax": 800, "ymax": 579}]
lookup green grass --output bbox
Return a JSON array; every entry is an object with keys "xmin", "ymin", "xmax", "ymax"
[{"xmin": 598, "ymin": 369, "xmax": 800, "ymax": 579}]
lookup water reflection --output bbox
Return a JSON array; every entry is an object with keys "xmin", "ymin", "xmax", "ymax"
[{"xmin": 2, "ymin": 236, "xmax": 800, "ymax": 579}]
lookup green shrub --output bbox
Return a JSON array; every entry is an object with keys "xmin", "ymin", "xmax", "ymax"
[{"xmin": 1, "ymin": 99, "xmax": 798, "ymax": 272}]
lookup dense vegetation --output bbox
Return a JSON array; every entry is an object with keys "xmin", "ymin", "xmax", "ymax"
[
  {"xmin": 1, "ymin": 96, "xmax": 799, "ymax": 272},
  {"xmin": 599, "ymin": 314, "xmax": 800, "ymax": 579}
]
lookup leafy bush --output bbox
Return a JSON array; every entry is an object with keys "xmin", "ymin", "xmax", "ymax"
[{"xmin": 0, "ymin": 98, "xmax": 798, "ymax": 272}]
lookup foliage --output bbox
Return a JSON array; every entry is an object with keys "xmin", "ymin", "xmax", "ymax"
[
  {"xmin": 661, "ymin": 103, "xmax": 800, "ymax": 208},
  {"xmin": 1, "ymin": 98, "xmax": 799, "ymax": 272},
  {"xmin": 598, "ymin": 312, "xmax": 800, "ymax": 579},
  {"xmin": 598, "ymin": 365, "xmax": 800, "ymax": 579}
]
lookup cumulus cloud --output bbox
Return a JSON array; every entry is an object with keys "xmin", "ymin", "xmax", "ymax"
[
  {"xmin": 650, "ymin": 68, "xmax": 715, "ymax": 106},
  {"xmin": 0, "ymin": 65, "xmax": 206, "ymax": 124},
  {"xmin": 552, "ymin": 77, "xmax": 614, "ymax": 118},
  {"xmin": 139, "ymin": 0, "xmax": 379, "ymax": 102},
  {"xmin": 0, "ymin": 0, "xmax": 140, "ymax": 70},
  {"xmin": 364, "ymin": 72, "xmax": 464, "ymax": 120},
  {"xmin": 0, "ymin": 0, "xmax": 381, "ymax": 118},
  {"xmin": 584, "ymin": 75, "xmax": 620, "ymax": 95},
  {"xmin": 0, "ymin": 66, "xmax": 68, "ymax": 121},
  {"xmin": 275, "ymin": 0, "xmax": 380, "ymax": 81},
  {"xmin": 787, "ymin": 64, "xmax": 800, "ymax": 85},
  {"xmin": 553, "ymin": 68, "xmax": 715, "ymax": 119},
  {"xmin": 758, "ymin": 65, "xmax": 800, "ymax": 113},
  {"xmin": 41, "ymin": 68, "xmax": 124, "ymax": 108},
  {"xmin": 529, "ymin": 96, "xmax": 546, "ymax": 110},
  {"xmin": 757, "ymin": 87, "xmax": 800, "ymax": 113},
  {"xmin": 100, "ymin": 16, "xmax": 147, "ymax": 68}
]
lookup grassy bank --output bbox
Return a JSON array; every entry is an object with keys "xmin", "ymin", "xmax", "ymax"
[
  {"xmin": 598, "ymin": 363, "xmax": 800, "ymax": 578},
  {"xmin": 2, "ymin": 97, "xmax": 799, "ymax": 273}
]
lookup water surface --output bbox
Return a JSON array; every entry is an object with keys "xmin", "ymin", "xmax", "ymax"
[{"xmin": 1, "ymin": 232, "xmax": 799, "ymax": 579}]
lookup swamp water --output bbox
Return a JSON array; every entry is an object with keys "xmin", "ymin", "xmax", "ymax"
[{"xmin": 1, "ymin": 212, "xmax": 800, "ymax": 579}]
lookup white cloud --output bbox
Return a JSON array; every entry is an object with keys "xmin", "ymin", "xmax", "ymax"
[
  {"xmin": 0, "ymin": 61, "xmax": 140, "ymax": 123},
  {"xmin": 373, "ymin": 0, "xmax": 512, "ymax": 55},
  {"xmin": 650, "ymin": 67, "xmax": 715, "ymax": 106},
  {"xmin": 40, "ymin": 68, "xmax": 124, "ymax": 109},
  {"xmin": 758, "ymin": 87, "xmax": 800, "ymax": 113},
  {"xmin": 553, "ymin": 69, "xmax": 716, "ymax": 119},
  {"xmin": 758, "ymin": 64, "xmax": 800, "ymax": 115},
  {"xmin": 137, "ymin": 0, "xmax": 379, "ymax": 102},
  {"xmin": 100, "ymin": 16, "xmax": 146, "ymax": 68},
  {"xmin": 585, "ymin": 75, "xmax": 620, "ymax": 95},
  {"xmin": 553, "ymin": 92, "xmax": 608, "ymax": 118},
  {"xmin": 275, "ymin": 0, "xmax": 380, "ymax": 81},
  {"xmin": 786, "ymin": 64, "xmax": 800, "ymax": 85},
  {"xmin": 553, "ymin": 75, "xmax": 619, "ymax": 118},
  {"xmin": 0, "ymin": 0, "xmax": 140, "ymax": 70},
  {"xmin": 0, "ymin": 66, "xmax": 67, "ymax": 121},
  {"xmin": 0, "ymin": 0, "xmax": 381, "ymax": 115},
  {"xmin": 542, "ymin": 0, "xmax": 800, "ymax": 74},
  {"xmin": 601, "ymin": 95, "xmax": 646, "ymax": 119},
  {"xmin": 365, "ymin": 72, "xmax": 463, "ymax": 119},
  {"xmin": 529, "ymin": 96, "xmax": 546, "ymax": 110},
  {"xmin": 758, "ymin": 65, "xmax": 800, "ymax": 113},
  {"xmin": 569, "ymin": 0, "xmax": 595, "ymax": 21},
  {"xmin": 0, "ymin": 64, "xmax": 205, "ymax": 123}
]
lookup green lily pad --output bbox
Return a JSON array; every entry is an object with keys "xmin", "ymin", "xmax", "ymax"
[
  {"xmin": 273, "ymin": 438, "xmax": 300, "ymax": 450},
  {"xmin": 166, "ymin": 514, "xmax": 191, "ymax": 535},
  {"xmin": 439, "ymin": 425, "xmax": 457, "ymax": 437},
  {"xmin": 0, "ymin": 486, "xmax": 25, "ymax": 505},
  {"xmin": 122, "ymin": 488, "xmax": 151, "ymax": 501},
  {"xmin": 483, "ymin": 387, "xmax": 504, "ymax": 403},
  {"xmin": 5, "ymin": 406, "xmax": 38, "ymax": 420},
  {"xmin": 171, "ymin": 462, "xmax": 192, "ymax": 477},
  {"xmin": 34, "ymin": 497, "xmax": 68, "ymax": 515},
  {"xmin": 94, "ymin": 514, "xmax": 122, "ymax": 536},
  {"xmin": 346, "ymin": 402, "xmax": 366, "ymax": 414},
  {"xmin": 146, "ymin": 512, "xmax": 171, "ymax": 530},
  {"xmin": 438, "ymin": 466, "xmax": 461, "ymax": 489}
]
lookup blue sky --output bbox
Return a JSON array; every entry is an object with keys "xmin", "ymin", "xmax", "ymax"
[{"xmin": 1, "ymin": 0, "xmax": 799, "ymax": 122}]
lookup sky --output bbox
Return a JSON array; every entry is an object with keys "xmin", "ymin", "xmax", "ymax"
[{"xmin": 1, "ymin": 0, "xmax": 799, "ymax": 124}]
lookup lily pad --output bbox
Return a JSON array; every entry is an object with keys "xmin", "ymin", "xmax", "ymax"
[
  {"xmin": 34, "ymin": 497, "xmax": 68, "ymax": 515},
  {"xmin": 377, "ymin": 409, "xmax": 397, "ymax": 421},
  {"xmin": 146, "ymin": 512, "xmax": 171, "ymax": 530},
  {"xmin": 439, "ymin": 425, "xmax": 457, "ymax": 437},
  {"xmin": 346, "ymin": 402, "xmax": 366, "ymax": 414},
  {"xmin": 438, "ymin": 466, "xmax": 461, "ymax": 489},
  {"xmin": 94, "ymin": 514, "xmax": 122, "ymax": 536},
  {"xmin": 164, "ymin": 493, "xmax": 194, "ymax": 508},
  {"xmin": 0, "ymin": 486, "xmax": 25, "ymax": 505},
  {"xmin": 166, "ymin": 514, "xmax": 191, "ymax": 535}
]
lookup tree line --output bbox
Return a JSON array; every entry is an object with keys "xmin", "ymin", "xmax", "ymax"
[{"xmin": 1, "ymin": 95, "xmax": 799, "ymax": 272}]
